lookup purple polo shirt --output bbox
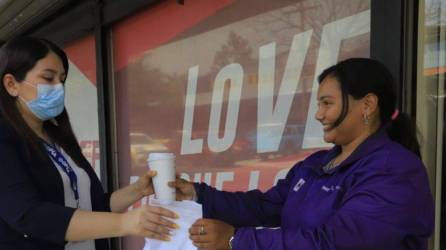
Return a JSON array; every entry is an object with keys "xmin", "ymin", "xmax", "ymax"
[{"xmin": 195, "ymin": 130, "xmax": 434, "ymax": 249}]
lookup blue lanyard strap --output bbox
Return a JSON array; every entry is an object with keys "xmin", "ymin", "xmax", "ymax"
[{"xmin": 42, "ymin": 141, "xmax": 80, "ymax": 207}]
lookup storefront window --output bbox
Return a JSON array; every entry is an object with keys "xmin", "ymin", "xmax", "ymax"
[
  {"xmin": 416, "ymin": 0, "xmax": 446, "ymax": 249},
  {"xmin": 64, "ymin": 35, "xmax": 101, "ymax": 178},
  {"xmin": 111, "ymin": 0, "xmax": 370, "ymax": 248}
]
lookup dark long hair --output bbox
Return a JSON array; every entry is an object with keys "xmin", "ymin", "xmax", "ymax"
[
  {"xmin": 0, "ymin": 37, "xmax": 87, "ymax": 167},
  {"xmin": 318, "ymin": 58, "xmax": 420, "ymax": 157}
]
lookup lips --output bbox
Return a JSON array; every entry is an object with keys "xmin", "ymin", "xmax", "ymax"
[{"xmin": 322, "ymin": 124, "xmax": 332, "ymax": 132}]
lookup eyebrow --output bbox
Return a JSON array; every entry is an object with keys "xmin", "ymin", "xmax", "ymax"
[
  {"xmin": 41, "ymin": 69, "xmax": 66, "ymax": 77},
  {"xmin": 318, "ymin": 95, "xmax": 334, "ymax": 101},
  {"xmin": 42, "ymin": 69, "xmax": 57, "ymax": 73}
]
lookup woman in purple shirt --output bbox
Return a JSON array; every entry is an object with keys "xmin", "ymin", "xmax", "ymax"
[{"xmin": 171, "ymin": 58, "xmax": 435, "ymax": 250}]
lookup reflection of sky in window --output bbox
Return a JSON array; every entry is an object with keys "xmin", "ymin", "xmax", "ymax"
[
  {"xmin": 424, "ymin": 0, "xmax": 446, "ymax": 69},
  {"xmin": 425, "ymin": 0, "xmax": 446, "ymax": 26},
  {"xmin": 424, "ymin": 41, "xmax": 446, "ymax": 68}
]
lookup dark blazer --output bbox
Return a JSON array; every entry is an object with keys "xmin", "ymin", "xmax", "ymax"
[{"xmin": 0, "ymin": 118, "xmax": 110, "ymax": 250}]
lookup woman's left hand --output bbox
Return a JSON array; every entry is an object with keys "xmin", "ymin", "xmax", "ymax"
[
  {"xmin": 134, "ymin": 170, "xmax": 156, "ymax": 198},
  {"xmin": 189, "ymin": 218, "xmax": 235, "ymax": 250}
]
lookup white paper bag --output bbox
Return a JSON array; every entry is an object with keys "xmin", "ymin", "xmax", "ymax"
[{"xmin": 143, "ymin": 199, "xmax": 202, "ymax": 250}]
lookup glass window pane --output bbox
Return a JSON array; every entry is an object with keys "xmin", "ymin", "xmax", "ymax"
[
  {"xmin": 64, "ymin": 35, "xmax": 101, "ymax": 178},
  {"xmin": 111, "ymin": 1, "xmax": 370, "ymax": 248},
  {"xmin": 417, "ymin": 0, "xmax": 446, "ymax": 248}
]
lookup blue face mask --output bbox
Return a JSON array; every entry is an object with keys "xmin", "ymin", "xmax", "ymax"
[{"xmin": 20, "ymin": 82, "xmax": 65, "ymax": 121}]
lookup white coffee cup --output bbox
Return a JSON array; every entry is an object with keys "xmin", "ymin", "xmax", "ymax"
[{"xmin": 147, "ymin": 153, "xmax": 176, "ymax": 204}]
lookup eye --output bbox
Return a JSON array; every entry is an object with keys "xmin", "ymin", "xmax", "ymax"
[{"xmin": 322, "ymin": 101, "xmax": 331, "ymax": 106}]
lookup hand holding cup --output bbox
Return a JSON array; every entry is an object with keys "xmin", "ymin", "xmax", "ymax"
[
  {"xmin": 147, "ymin": 153, "xmax": 176, "ymax": 205},
  {"xmin": 168, "ymin": 176, "xmax": 197, "ymax": 201}
]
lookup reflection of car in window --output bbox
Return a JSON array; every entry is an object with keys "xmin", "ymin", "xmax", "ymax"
[
  {"xmin": 247, "ymin": 124, "xmax": 305, "ymax": 159},
  {"xmin": 166, "ymin": 130, "xmax": 255, "ymax": 167},
  {"xmin": 130, "ymin": 133, "xmax": 168, "ymax": 167}
]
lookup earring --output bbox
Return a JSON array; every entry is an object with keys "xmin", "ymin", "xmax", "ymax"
[{"xmin": 363, "ymin": 113, "xmax": 369, "ymax": 125}]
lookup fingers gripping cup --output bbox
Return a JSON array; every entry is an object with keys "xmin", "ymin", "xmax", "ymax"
[{"xmin": 147, "ymin": 153, "xmax": 176, "ymax": 205}]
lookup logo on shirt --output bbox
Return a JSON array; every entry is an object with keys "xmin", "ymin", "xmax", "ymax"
[
  {"xmin": 321, "ymin": 185, "xmax": 341, "ymax": 192},
  {"xmin": 293, "ymin": 178, "xmax": 306, "ymax": 192}
]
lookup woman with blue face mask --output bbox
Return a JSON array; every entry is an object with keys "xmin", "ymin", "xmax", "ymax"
[
  {"xmin": 18, "ymin": 80, "xmax": 65, "ymax": 121},
  {"xmin": 0, "ymin": 37, "xmax": 179, "ymax": 250}
]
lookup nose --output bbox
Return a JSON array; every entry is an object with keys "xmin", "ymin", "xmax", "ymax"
[{"xmin": 315, "ymin": 105, "xmax": 324, "ymax": 122}]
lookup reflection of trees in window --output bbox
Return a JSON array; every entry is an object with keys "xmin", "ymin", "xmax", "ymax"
[
  {"xmin": 207, "ymin": 31, "xmax": 257, "ymax": 134},
  {"xmin": 124, "ymin": 58, "xmax": 186, "ymax": 135},
  {"xmin": 249, "ymin": 0, "xmax": 368, "ymax": 47},
  {"xmin": 210, "ymin": 31, "xmax": 254, "ymax": 75},
  {"xmin": 209, "ymin": 31, "xmax": 255, "ymax": 92},
  {"xmin": 246, "ymin": 0, "xmax": 369, "ymax": 94}
]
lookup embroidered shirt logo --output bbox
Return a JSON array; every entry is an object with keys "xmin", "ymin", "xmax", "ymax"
[
  {"xmin": 321, "ymin": 185, "xmax": 341, "ymax": 192},
  {"xmin": 293, "ymin": 178, "xmax": 306, "ymax": 192}
]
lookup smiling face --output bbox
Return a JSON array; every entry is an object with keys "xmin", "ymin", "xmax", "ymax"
[{"xmin": 315, "ymin": 75, "xmax": 366, "ymax": 146}]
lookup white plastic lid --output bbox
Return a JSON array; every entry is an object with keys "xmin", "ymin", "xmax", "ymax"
[{"xmin": 147, "ymin": 152, "xmax": 175, "ymax": 162}]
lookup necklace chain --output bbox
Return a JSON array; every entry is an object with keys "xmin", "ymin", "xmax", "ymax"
[{"xmin": 323, "ymin": 158, "xmax": 339, "ymax": 172}]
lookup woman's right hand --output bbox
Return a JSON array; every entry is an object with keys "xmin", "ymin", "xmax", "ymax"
[
  {"xmin": 169, "ymin": 177, "xmax": 197, "ymax": 201},
  {"xmin": 121, "ymin": 205, "xmax": 179, "ymax": 241}
]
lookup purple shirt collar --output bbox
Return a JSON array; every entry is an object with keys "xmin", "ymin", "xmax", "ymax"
[{"xmin": 306, "ymin": 128, "xmax": 391, "ymax": 176}]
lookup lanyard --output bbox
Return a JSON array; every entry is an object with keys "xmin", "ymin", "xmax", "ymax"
[{"xmin": 42, "ymin": 141, "xmax": 80, "ymax": 208}]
